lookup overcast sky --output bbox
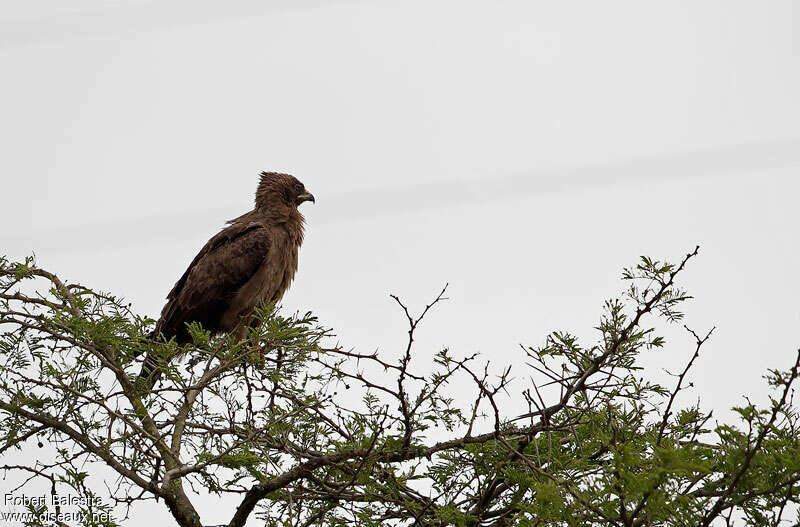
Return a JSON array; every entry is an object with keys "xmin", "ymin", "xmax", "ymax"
[{"xmin": 2, "ymin": 1, "xmax": 799, "ymax": 525}]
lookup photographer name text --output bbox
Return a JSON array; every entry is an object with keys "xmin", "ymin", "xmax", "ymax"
[{"xmin": 3, "ymin": 493, "xmax": 103, "ymax": 507}]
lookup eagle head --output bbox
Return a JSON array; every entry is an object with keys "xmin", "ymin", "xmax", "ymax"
[{"xmin": 256, "ymin": 172, "xmax": 315, "ymax": 210}]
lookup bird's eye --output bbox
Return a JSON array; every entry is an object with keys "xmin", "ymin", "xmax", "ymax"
[{"xmin": 294, "ymin": 183, "xmax": 304, "ymax": 192}]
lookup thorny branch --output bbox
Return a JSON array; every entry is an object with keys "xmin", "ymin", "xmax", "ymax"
[{"xmin": 1, "ymin": 249, "xmax": 799, "ymax": 527}]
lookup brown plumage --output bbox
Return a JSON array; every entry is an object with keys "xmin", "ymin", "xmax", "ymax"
[{"xmin": 137, "ymin": 172, "xmax": 314, "ymax": 391}]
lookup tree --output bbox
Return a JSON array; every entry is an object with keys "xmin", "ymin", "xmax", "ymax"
[{"xmin": 0, "ymin": 247, "xmax": 798, "ymax": 527}]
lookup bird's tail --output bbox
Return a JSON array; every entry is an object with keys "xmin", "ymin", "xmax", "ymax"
[
  {"xmin": 136, "ymin": 352, "xmax": 161, "ymax": 394},
  {"xmin": 134, "ymin": 328, "xmax": 162, "ymax": 394}
]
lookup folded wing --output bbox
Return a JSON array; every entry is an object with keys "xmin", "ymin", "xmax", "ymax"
[{"xmin": 138, "ymin": 222, "xmax": 271, "ymax": 389}]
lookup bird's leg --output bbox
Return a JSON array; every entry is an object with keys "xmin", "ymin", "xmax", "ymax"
[
  {"xmin": 233, "ymin": 323, "xmax": 249, "ymax": 343},
  {"xmin": 232, "ymin": 316, "xmax": 268, "ymax": 369}
]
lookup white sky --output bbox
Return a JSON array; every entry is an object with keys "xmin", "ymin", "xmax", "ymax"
[{"xmin": 1, "ymin": 1, "xmax": 799, "ymax": 525}]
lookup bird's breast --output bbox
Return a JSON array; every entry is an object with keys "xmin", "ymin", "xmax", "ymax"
[
  {"xmin": 222, "ymin": 232, "xmax": 299, "ymax": 326},
  {"xmin": 256, "ymin": 234, "xmax": 300, "ymax": 302}
]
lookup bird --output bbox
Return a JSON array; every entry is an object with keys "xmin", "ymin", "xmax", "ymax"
[{"xmin": 137, "ymin": 171, "xmax": 314, "ymax": 392}]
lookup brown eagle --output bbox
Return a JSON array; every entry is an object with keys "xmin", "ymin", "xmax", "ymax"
[{"xmin": 138, "ymin": 172, "xmax": 314, "ymax": 391}]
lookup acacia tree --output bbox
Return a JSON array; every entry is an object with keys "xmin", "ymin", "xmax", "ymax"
[{"xmin": 0, "ymin": 247, "xmax": 799, "ymax": 527}]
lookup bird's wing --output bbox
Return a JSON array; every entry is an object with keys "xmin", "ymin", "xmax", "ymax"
[{"xmin": 155, "ymin": 221, "xmax": 272, "ymax": 341}]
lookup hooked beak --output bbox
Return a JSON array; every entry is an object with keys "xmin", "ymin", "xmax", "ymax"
[{"xmin": 297, "ymin": 192, "xmax": 315, "ymax": 204}]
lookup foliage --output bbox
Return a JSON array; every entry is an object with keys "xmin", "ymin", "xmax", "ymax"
[{"xmin": 0, "ymin": 248, "xmax": 798, "ymax": 527}]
